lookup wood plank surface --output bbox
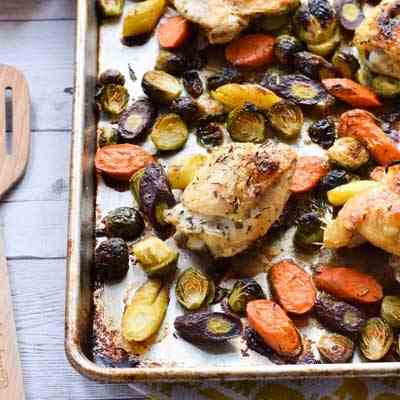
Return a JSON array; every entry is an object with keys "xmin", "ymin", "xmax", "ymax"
[
  {"xmin": 0, "ymin": 0, "xmax": 75, "ymax": 20},
  {"xmin": 9, "ymin": 259, "xmax": 142, "ymax": 400},
  {"xmin": 0, "ymin": 20, "xmax": 74, "ymax": 131}
]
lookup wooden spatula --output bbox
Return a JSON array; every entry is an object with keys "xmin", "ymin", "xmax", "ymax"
[{"xmin": 0, "ymin": 65, "xmax": 30, "ymax": 400}]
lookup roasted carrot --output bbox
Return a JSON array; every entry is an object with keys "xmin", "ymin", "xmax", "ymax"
[
  {"xmin": 338, "ymin": 109, "xmax": 400, "ymax": 165},
  {"xmin": 269, "ymin": 260, "xmax": 316, "ymax": 315},
  {"xmin": 322, "ymin": 78, "xmax": 382, "ymax": 107},
  {"xmin": 225, "ymin": 34, "xmax": 275, "ymax": 68},
  {"xmin": 95, "ymin": 144, "xmax": 154, "ymax": 181},
  {"xmin": 290, "ymin": 156, "xmax": 329, "ymax": 193},
  {"xmin": 247, "ymin": 300, "xmax": 302, "ymax": 357},
  {"xmin": 314, "ymin": 266, "xmax": 383, "ymax": 304},
  {"xmin": 158, "ymin": 16, "xmax": 191, "ymax": 49}
]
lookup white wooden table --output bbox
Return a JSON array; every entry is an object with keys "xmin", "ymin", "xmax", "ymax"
[{"xmin": 0, "ymin": 1, "xmax": 143, "ymax": 398}]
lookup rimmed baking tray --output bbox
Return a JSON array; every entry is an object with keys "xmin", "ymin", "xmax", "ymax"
[{"xmin": 65, "ymin": 0, "xmax": 400, "ymax": 383}]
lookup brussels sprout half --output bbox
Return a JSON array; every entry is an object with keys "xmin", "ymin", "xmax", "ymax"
[
  {"xmin": 381, "ymin": 296, "xmax": 400, "ymax": 329},
  {"xmin": 155, "ymin": 50, "xmax": 187, "ymax": 76},
  {"xmin": 332, "ymin": 48, "xmax": 360, "ymax": 79},
  {"xmin": 328, "ymin": 137, "xmax": 369, "ymax": 170},
  {"xmin": 294, "ymin": 212, "xmax": 324, "ymax": 251},
  {"xmin": 264, "ymin": 74, "xmax": 334, "ymax": 107},
  {"xmin": 99, "ymin": 68, "xmax": 125, "ymax": 85},
  {"xmin": 334, "ymin": 0, "xmax": 364, "ymax": 30},
  {"xmin": 142, "ymin": 70, "xmax": 182, "ymax": 104},
  {"xmin": 308, "ymin": 117, "xmax": 336, "ymax": 148},
  {"xmin": 97, "ymin": 126, "xmax": 119, "ymax": 147},
  {"xmin": 317, "ymin": 333, "xmax": 354, "ymax": 363},
  {"xmin": 371, "ymin": 75, "xmax": 400, "ymax": 98},
  {"xmin": 132, "ymin": 236, "xmax": 178, "ymax": 277},
  {"xmin": 104, "ymin": 206, "xmax": 144, "ymax": 241},
  {"xmin": 274, "ymin": 35, "xmax": 304, "ymax": 65},
  {"xmin": 196, "ymin": 122, "xmax": 224, "ymax": 148},
  {"xmin": 150, "ymin": 113, "xmax": 188, "ymax": 151},
  {"xmin": 227, "ymin": 103, "xmax": 266, "ymax": 143},
  {"xmin": 228, "ymin": 279, "xmax": 265, "ymax": 315},
  {"xmin": 174, "ymin": 312, "xmax": 242, "ymax": 344},
  {"xmin": 95, "ymin": 238, "xmax": 129, "ymax": 282},
  {"xmin": 118, "ymin": 98, "xmax": 157, "ymax": 142},
  {"xmin": 268, "ymin": 100, "xmax": 304, "ymax": 139},
  {"xmin": 175, "ymin": 267, "xmax": 214, "ymax": 310},
  {"xmin": 360, "ymin": 318, "xmax": 394, "ymax": 361},
  {"xmin": 97, "ymin": 84, "xmax": 129, "ymax": 117}
]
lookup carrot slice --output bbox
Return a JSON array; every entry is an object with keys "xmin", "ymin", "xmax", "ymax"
[
  {"xmin": 291, "ymin": 156, "xmax": 329, "ymax": 193},
  {"xmin": 158, "ymin": 16, "xmax": 191, "ymax": 49},
  {"xmin": 247, "ymin": 300, "xmax": 302, "ymax": 357},
  {"xmin": 314, "ymin": 266, "xmax": 383, "ymax": 304},
  {"xmin": 322, "ymin": 78, "xmax": 382, "ymax": 107},
  {"xmin": 95, "ymin": 144, "xmax": 154, "ymax": 181},
  {"xmin": 338, "ymin": 109, "xmax": 400, "ymax": 166},
  {"xmin": 225, "ymin": 34, "xmax": 275, "ymax": 68},
  {"xmin": 269, "ymin": 260, "xmax": 316, "ymax": 315}
]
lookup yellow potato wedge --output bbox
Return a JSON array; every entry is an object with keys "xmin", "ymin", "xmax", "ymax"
[
  {"xmin": 168, "ymin": 154, "xmax": 207, "ymax": 190},
  {"xmin": 327, "ymin": 180, "xmax": 380, "ymax": 206},
  {"xmin": 211, "ymin": 83, "xmax": 281, "ymax": 111},
  {"xmin": 122, "ymin": 279, "xmax": 169, "ymax": 342},
  {"xmin": 122, "ymin": 0, "xmax": 166, "ymax": 37}
]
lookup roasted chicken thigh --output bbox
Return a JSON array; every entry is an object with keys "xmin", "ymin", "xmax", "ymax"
[
  {"xmin": 165, "ymin": 142, "xmax": 297, "ymax": 257},
  {"xmin": 324, "ymin": 165, "xmax": 400, "ymax": 256}
]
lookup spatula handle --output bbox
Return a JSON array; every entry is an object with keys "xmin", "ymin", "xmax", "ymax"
[{"xmin": 0, "ymin": 233, "xmax": 25, "ymax": 399}]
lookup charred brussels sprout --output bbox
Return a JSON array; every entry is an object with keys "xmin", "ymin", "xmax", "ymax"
[
  {"xmin": 307, "ymin": 27, "xmax": 341, "ymax": 57},
  {"xmin": 294, "ymin": 212, "xmax": 323, "ymax": 250},
  {"xmin": 206, "ymin": 67, "xmax": 242, "ymax": 91},
  {"xmin": 104, "ymin": 207, "xmax": 144, "ymax": 240},
  {"xmin": 99, "ymin": 69, "xmax": 125, "ymax": 85},
  {"xmin": 95, "ymin": 238, "xmax": 129, "ymax": 281},
  {"xmin": 168, "ymin": 154, "xmax": 207, "ymax": 190},
  {"xmin": 150, "ymin": 113, "xmax": 188, "ymax": 151},
  {"xmin": 97, "ymin": 84, "xmax": 129, "ymax": 117},
  {"xmin": 308, "ymin": 117, "xmax": 336, "ymax": 149},
  {"xmin": 182, "ymin": 70, "xmax": 203, "ymax": 98},
  {"xmin": 97, "ymin": 126, "xmax": 118, "ymax": 147},
  {"xmin": 334, "ymin": 0, "xmax": 364, "ymax": 30},
  {"xmin": 174, "ymin": 312, "xmax": 242, "ymax": 344},
  {"xmin": 294, "ymin": 0, "xmax": 338, "ymax": 47},
  {"xmin": 381, "ymin": 296, "xmax": 400, "ymax": 329},
  {"xmin": 293, "ymin": 51, "xmax": 337, "ymax": 80},
  {"xmin": 319, "ymin": 169, "xmax": 352, "ymax": 192},
  {"xmin": 155, "ymin": 50, "xmax": 186, "ymax": 76},
  {"xmin": 332, "ymin": 48, "xmax": 360, "ymax": 79},
  {"xmin": 138, "ymin": 163, "xmax": 176, "ymax": 237},
  {"xmin": 255, "ymin": 14, "xmax": 292, "ymax": 33},
  {"xmin": 196, "ymin": 122, "xmax": 224, "ymax": 148},
  {"xmin": 118, "ymin": 98, "xmax": 156, "ymax": 142},
  {"xmin": 328, "ymin": 137, "xmax": 369, "ymax": 170},
  {"xmin": 132, "ymin": 236, "xmax": 178, "ymax": 277},
  {"xmin": 227, "ymin": 103, "xmax": 266, "ymax": 143},
  {"xmin": 268, "ymin": 100, "xmax": 304, "ymax": 139},
  {"xmin": 315, "ymin": 292, "xmax": 366, "ymax": 338},
  {"xmin": 371, "ymin": 75, "xmax": 400, "ymax": 98},
  {"xmin": 122, "ymin": 279, "xmax": 169, "ymax": 342},
  {"xmin": 360, "ymin": 318, "xmax": 393, "ymax": 361},
  {"xmin": 170, "ymin": 97, "xmax": 199, "ymax": 122},
  {"xmin": 142, "ymin": 70, "xmax": 182, "ymax": 104},
  {"xmin": 98, "ymin": 0, "xmax": 124, "ymax": 17},
  {"xmin": 317, "ymin": 333, "xmax": 354, "ymax": 363},
  {"xmin": 264, "ymin": 74, "xmax": 334, "ymax": 107},
  {"xmin": 176, "ymin": 267, "xmax": 214, "ymax": 310},
  {"xmin": 274, "ymin": 35, "xmax": 304, "ymax": 65},
  {"xmin": 228, "ymin": 279, "xmax": 265, "ymax": 315}
]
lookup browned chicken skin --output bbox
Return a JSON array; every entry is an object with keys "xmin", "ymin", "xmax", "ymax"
[
  {"xmin": 165, "ymin": 142, "xmax": 297, "ymax": 257},
  {"xmin": 324, "ymin": 165, "xmax": 400, "ymax": 256},
  {"xmin": 171, "ymin": 0, "xmax": 299, "ymax": 43}
]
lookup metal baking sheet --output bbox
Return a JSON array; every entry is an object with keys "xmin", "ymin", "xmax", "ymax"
[{"xmin": 65, "ymin": 0, "xmax": 400, "ymax": 382}]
